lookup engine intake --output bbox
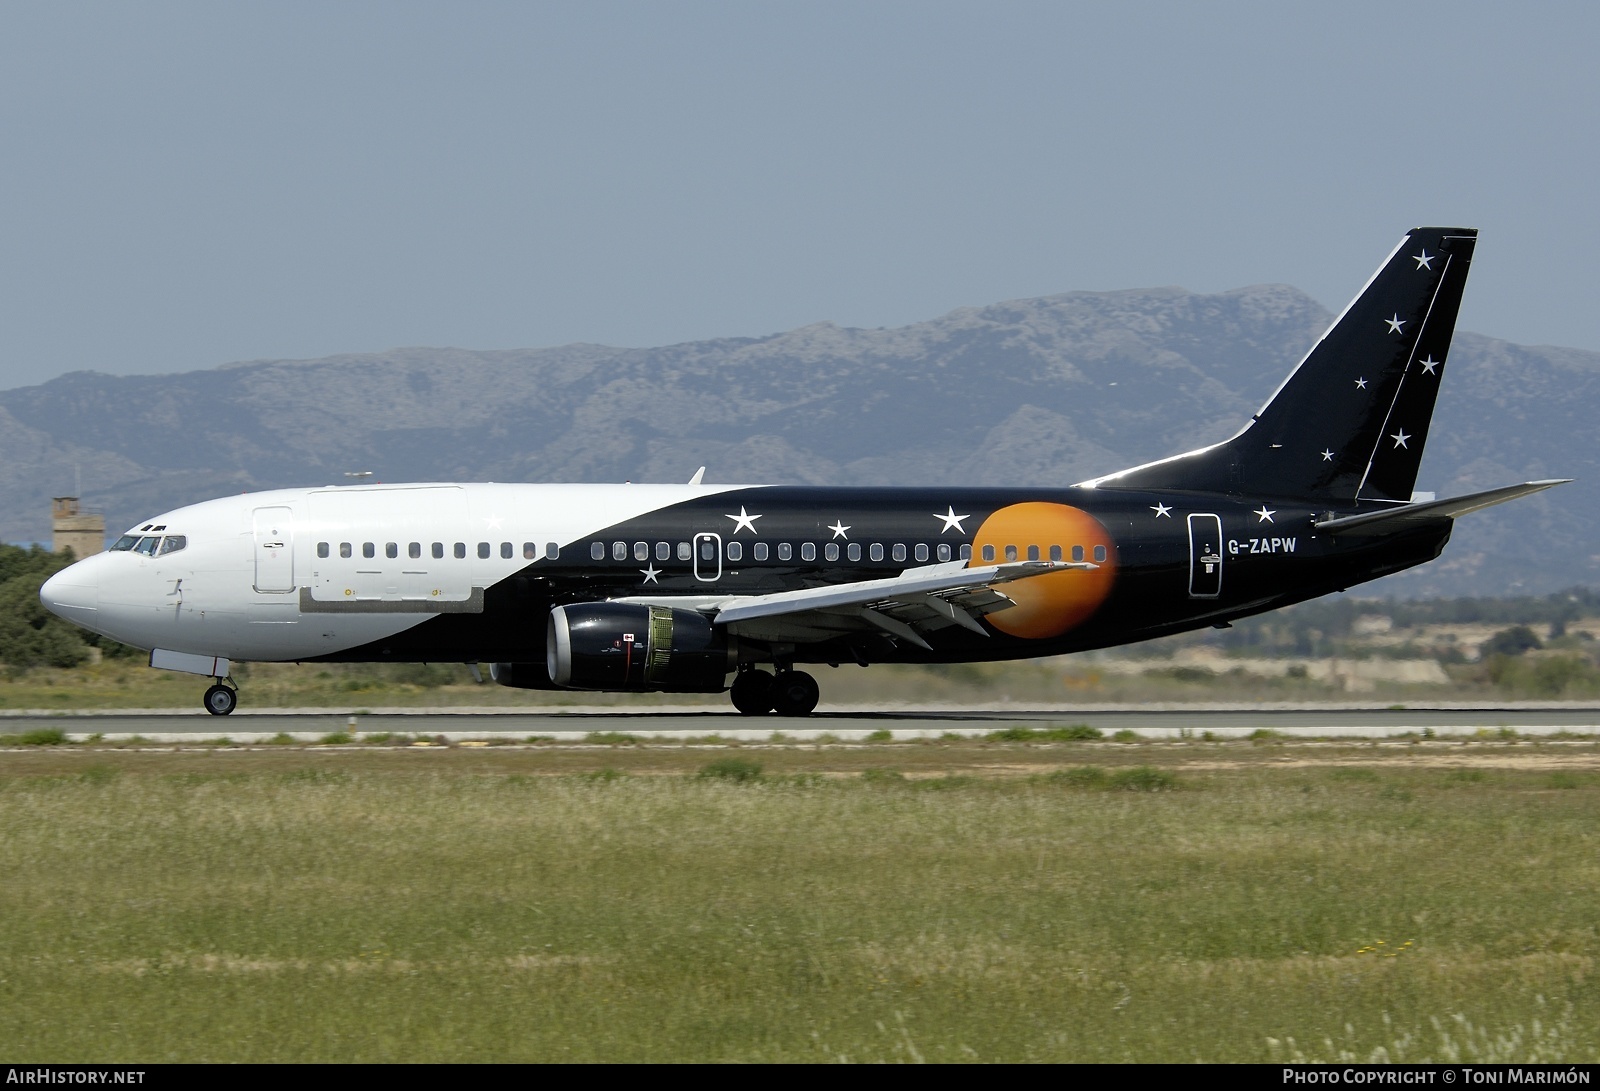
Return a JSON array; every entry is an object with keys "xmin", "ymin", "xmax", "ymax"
[{"xmin": 547, "ymin": 603, "xmax": 735, "ymax": 692}]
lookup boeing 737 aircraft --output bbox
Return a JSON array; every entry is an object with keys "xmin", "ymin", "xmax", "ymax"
[{"xmin": 40, "ymin": 228, "xmax": 1568, "ymax": 716}]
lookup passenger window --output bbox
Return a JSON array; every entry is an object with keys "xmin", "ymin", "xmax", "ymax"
[
  {"xmin": 410, "ymin": 543, "xmax": 422, "ymax": 560},
  {"xmin": 1072, "ymin": 545, "xmax": 1085, "ymax": 562},
  {"xmin": 960, "ymin": 544, "xmax": 972, "ymax": 561},
  {"xmin": 455, "ymin": 542, "xmax": 467, "ymax": 560},
  {"xmin": 613, "ymin": 542, "xmax": 626, "ymax": 561},
  {"xmin": 656, "ymin": 542, "xmax": 670, "ymax": 561},
  {"xmin": 801, "ymin": 543, "xmax": 816, "ymax": 562},
  {"xmin": 478, "ymin": 542, "xmax": 491, "ymax": 559},
  {"xmin": 546, "ymin": 543, "xmax": 559, "ymax": 560},
  {"xmin": 433, "ymin": 543, "xmax": 444, "ymax": 559},
  {"xmin": 340, "ymin": 542, "xmax": 353, "ymax": 559},
  {"xmin": 1050, "ymin": 544, "xmax": 1062, "ymax": 562},
  {"xmin": 1094, "ymin": 544, "xmax": 1107, "ymax": 563},
  {"xmin": 891, "ymin": 544, "xmax": 907, "ymax": 562},
  {"xmin": 937, "ymin": 543, "xmax": 950, "ymax": 561},
  {"xmin": 825, "ymin": 543, "xmax": 839, "ymax": 561},
  {"xmin": 847, "ymin": 543, "xmax": 861, "ymax": 561},
  {"xmin": 317, "ymin": 542, "xmax": 329, "ymax": 559},
  {"xmin": 981, "ymin": 544, "xmax": 995, "ymax": 562},
  {"xmin": 754, "ymin": 542, "xmax": 769, "ymax": 561},
  {"xmin": 501, "ymin": 542, "xmax": 513, "ymax": 560},
  {"xmin": 1005, "ymin": 545, "xmax": 1018, "ymax": 562},
  {"xmin": 360, "ymin": 542, "xmax": 373, "ymax": 559},
  {"xmin": 777, "ymin": 543, "xmax": 792, "ymax": 561},
  {"xmin": 386, "ymin": 542, "xmax": 398, "ymax": 559},
  {"xmin": 524, "ymin": 543, "xmax": 536, "ymax": 560},
  {"xmin": 914, "ymin": 544, "xmax": 929, "ymax": 562},
  {"xmin": 677, "ymin": 542, "xmax": 691, "ymax": 561},
  {"xmin": 156, "ymin": 535, "xmax": 186, "ymax": 556},
  {"xmin": 1027, "ymin": 545, "xmax": 1039, "ymax": 561},
  {"xmin": 725, "ymin": 541, "xmax": 741, "ymax": 561},
  {"xmin": 633, "ymin": 542, "xmax": 649, "ymax": 561},
  {"xmin": 870, "ymin": 543, "xmax": 884, "ymax": 562},
  {"xmin": 591, "ymin": 542, "xmax": 605, "ymax": 560}
]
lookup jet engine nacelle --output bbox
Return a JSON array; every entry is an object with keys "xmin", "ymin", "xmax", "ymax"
[
  {"xmin": 487, "ymin": 660, "xmax": 563, "ymax": 690},
  {"xmin": 546, "ymin": 603, "xmax": 736, "ymax": 692}
]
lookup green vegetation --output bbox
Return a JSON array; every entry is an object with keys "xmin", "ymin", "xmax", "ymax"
[
  {"xmin": 0, "ymin": 544, "xmax": 135, "ymax": 669},
  {"xmin": 0, "ymin": 740, "xmax": 1594, "ymax": 1061}
]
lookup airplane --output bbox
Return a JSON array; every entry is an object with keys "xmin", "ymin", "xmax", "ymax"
[{"xmin": 39, "ymin": 227, "xmax": 1569, "ymax": 717}]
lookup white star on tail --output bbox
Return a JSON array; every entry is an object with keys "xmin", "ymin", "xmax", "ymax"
[
  {"xmin": 933, "ymin": 506, "xmax": 970, "ymax": 534},
  {"xmin": 1413, "ymin": 250, "xmax": 1434, "ymax": 270},
  {"xmin": 828, "ymin": 520, "xmax": 851, "ymax": 539},
  {"xmin": 1254, "ymin": 506, "xmax": 1276, "ymax": 524},
  {"xmin": 1151, "ymin": 503, "xmax": 1172, "ymax": 518},
  {"xmin": 1385, "ymin": 315, "xmax": 1406, "ymax": 334},
  {"xmin": 1391, "ymin": 429, "xmax": 1411, "ymax": 449},
  {"xmin": 1321, "ymin": 449, "xmax": 1335, "ymax": 462},
  {"xmin": 724, "ymin": 506, "xmax": 762, "ymax": 534},
  {"xmin": 640, "ymin": 564, "xmax": 661, "ymax": 584},
  {"xmin": 1419, "ymin": 356, "xmax": 1439, "ymax": 375}
]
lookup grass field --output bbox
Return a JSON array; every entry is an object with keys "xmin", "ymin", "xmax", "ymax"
[{"xmin": 2, "ymin": 736, "xmax": 1597, "ymax": 1062}]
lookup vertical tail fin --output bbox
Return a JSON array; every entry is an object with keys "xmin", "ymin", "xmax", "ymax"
[{"xmin": 1084, "ymin": 227, "xmax": 1477, "ymax": 504}]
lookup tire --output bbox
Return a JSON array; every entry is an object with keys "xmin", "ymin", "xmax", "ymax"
[
  {"xmin": 203, "ymin": 684, "xmax": 237, "ymax": 716},
  {"xmin": 729, "ymin": 670, "xmax": 775, "ymax": 715},
  {"xmin": 770, "ymin": 670, "xmax": 820, "ymax": 716}
]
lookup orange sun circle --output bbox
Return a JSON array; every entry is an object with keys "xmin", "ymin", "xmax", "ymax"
[{"xmin": 967, "ymin": 502, "xmax": 1118, "ymax": 639}]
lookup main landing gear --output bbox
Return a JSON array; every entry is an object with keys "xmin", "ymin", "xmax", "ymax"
[
  {"xmin": 729, "ymin": 668, "xmax": 820, "ymax": 717},
  {"xmin": 203, "ymin": 679, "xmax": 238, "ymax": 716}
]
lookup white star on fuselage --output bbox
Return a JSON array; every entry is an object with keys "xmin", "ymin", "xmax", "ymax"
[
  {"xmin": 1385, "ymin": 315, "xmax": 1406, "ymax": 334},
  {"xmin": 1321, "ymin": 449, "xmax": 1335, "ymax": 462},
  {"xmin": 1254, "ymin": 506, "xmax": 1276, "ymax": 524},
  {"xmin": 1391, "ymin": 429, "xmax": 1411, "ymax": 449},
  {"xmin": 1355, "ymin": 377, "xmax": 1368, "ymax": 390},
  {"xmin": 1413, "ymin": 250, "xmax": 1434, "ymax": 270},
  {"xmin": 933, "ymin": 506, "xmax": 970, "ymax": 534},
  {"xmin": 725, "ymin": 506, "xmax": 762, "ymax": 534},
  {"xmin": 1419, "ymin": 356, "xmax": 1439, "ymax": 375},
  {"xmin": 1151, "ymin": 503, "xmax": 1172, "ymax": 518},
  {"xmin": 640, "ymin": 564, "xmax": 661, "ymax": 584},
  {"xmin": 828, "ymin": 520, "xmax": 850, "ymax": 540},
  {"xmin": 484, "ymin": 514, "xmax": 504, "ymax": 531}
]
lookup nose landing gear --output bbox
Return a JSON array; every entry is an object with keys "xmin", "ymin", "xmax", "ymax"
[{"xmin": 203, "ymin": 680, "xmax": 238, "ymax": 716}]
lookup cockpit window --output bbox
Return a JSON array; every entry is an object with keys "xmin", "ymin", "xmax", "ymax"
[{"xmin": 111, "ymin": 533, "xmax": 185, "ymax": 555}]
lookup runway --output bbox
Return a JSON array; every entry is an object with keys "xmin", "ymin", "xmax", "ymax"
[{"xmin": 4, "ymin": 704, "xmax": 1600, "ymax": 742}]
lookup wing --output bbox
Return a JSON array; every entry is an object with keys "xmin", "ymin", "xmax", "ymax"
[{"xmin": 619, "ymin": 559, "xmax": 1097, "ymax": 650}]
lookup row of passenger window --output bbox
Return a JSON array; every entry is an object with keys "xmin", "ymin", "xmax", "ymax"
[
  {"xmin": 587, "ymin": 541, "xmax": 1109, "ymax": 564},
  {"xmin": 316, "ymin": 541, "xmax": 560, "ymax": 561}
]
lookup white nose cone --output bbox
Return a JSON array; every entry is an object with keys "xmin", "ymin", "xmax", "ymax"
[{"xmin": 40, "ymin": 565, "xmax": 99, "ymax": 624}]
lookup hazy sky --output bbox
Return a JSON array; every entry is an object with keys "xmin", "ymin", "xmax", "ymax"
[{"xmin": 2, "ymin": 1, "xmax": 1597, "ymax": 389}]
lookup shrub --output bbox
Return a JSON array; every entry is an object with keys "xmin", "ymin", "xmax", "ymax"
[
  {"xmin": 987, "ymin": 724, "xmax": 1102, "ymax": 743},
  {"xmin": 1107, "ymin": 766, "xmax": 1178, "ymax": 792},
  {"xmin": 864, "ymin": 729, "xmax": 894, "ymax": 743},
  {"xmin": 585, "ymin": 732, "xmax": 641, "ymax": 746},
  {"xmin": 1112, "ymin": 729, "xmax": 1140, "ymax": 743},
  {"xmin": 10, "ymin": 728, "xmax": 68, "ymax": 746},
  {"xmin": 697, "ymin": 757, "xmax": 763, "ymax": 783},
  {"xmin": 1049, "ymin": 766, "xmax": 1108, "ymax": 788}
]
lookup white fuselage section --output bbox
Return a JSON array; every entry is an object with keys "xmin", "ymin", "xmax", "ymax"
[{"xmin": 41, "ymin": 481, "xmax": 749, "ymax": 662}]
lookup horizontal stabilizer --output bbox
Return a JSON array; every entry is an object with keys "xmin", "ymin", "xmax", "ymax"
[{"xmin": 1313, "ymin": 479, "xmax": 1571, "ymax": 534}]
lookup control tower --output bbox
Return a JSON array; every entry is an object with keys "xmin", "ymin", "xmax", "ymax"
[{"xmin": 51, "ymin": 497, "xmax": 104, "ymax": 559}]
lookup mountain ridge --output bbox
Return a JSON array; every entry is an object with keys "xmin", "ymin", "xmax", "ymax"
[{"xmin": 1, "ymin": 282, "xmax": 1589, "ymax": 597}]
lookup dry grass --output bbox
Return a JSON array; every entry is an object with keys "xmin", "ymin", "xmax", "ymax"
[{"xmin": 1, "ymin": 740, "xmax": 1597, "ymax": 1061}]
